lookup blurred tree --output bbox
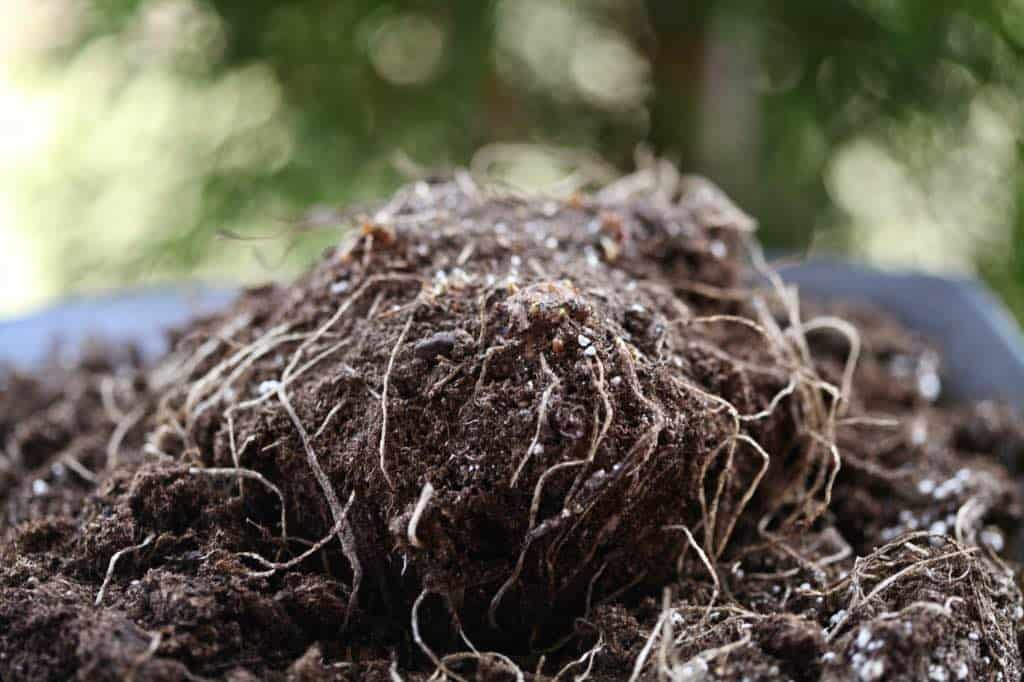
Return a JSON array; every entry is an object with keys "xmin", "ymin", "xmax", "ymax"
[{"xmin": 4, "ymin": 0, "xmax": 1024, "ymax": 320}]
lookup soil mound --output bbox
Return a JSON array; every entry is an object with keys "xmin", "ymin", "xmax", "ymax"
[{"xmin": 1, "ymin": 169, "xmax": 1023, "ymax": 680}]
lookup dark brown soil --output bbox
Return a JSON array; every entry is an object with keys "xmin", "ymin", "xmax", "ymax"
[{"xmin": 2, "ymin": 171, "xmax": 1023, "ymax": 681}]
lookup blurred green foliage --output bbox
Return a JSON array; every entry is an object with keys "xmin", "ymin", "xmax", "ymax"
[{"xmin": 6, "ymin": 0, "xmax": 1024, "ymax": 321}]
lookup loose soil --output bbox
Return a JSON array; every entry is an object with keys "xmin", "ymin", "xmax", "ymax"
[{"xmin": 2, "ymin": 170, "xmax": 1024, "ymax": 681}]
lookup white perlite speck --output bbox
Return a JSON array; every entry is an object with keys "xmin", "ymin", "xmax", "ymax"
[
  {"xmin": 855, "ymin": 628, "xmax": 872, "ymax": 649},
  {"xmin": 858, "ymin": 659, "xmax": 885, "ymax": 681},
  {"xmin": 257, "ymin": 380, "xmax": 282, "ymax": 396}
]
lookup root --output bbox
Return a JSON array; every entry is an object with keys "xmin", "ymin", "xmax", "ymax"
[
  {"xmin": 553, "ymin": 636, "xmax": 603, "ymax": 681},
  {"xmin": 741, "ymin": 376, "xmax": 797, "ymax": 422},
  {"xmin": 510, "ymin": 354, "xmax": 559, "ymax": 487},
  {"xmin": 283, "ymin": 273, "xmax": 423, "ymax": 380},
  {"xmin": 489, "ymin": 459, "xmax": 585, "ymax": 628},
  {"xmin": 628, "ymin": 607, "xmax": 671, "ymax": 682},
  {"xmin": 95, "ymin": 533, "xmax": 156, "ymax": 606},
  {"xmin": 413, "ymin": 586, "xmax": 528, "ymax": 682},
  {"xmin": 237, "ymin": 492, "xmax": 355, "ymax": 578},
  {"xmin": 674, "ymin": 280, "xmax": 752, "ymax": 302},
  {"xmin": 472, "ymin": 344, "xmax": 506, "ymax": 400},
  {"xmin": 543, "ymin": 344, "xmax": 667, "ymax": 582},
  {"xmin": 954, "ymin": 496, "xmax": 986, "ymax": 547},
  {"xmin": 153, "ymin": 312, "xmax": 253, "ymax": 393},
  {"xmin": 412, "ymin": 590, "xmax": 470, "ymax": 682},
  {"xmin": 312, "ymin": 399, "xmax": 348, "ymax": 440},
  {"xmin": 380, "ymin": 315, "xmax": 414, "ymax": 490},
  {"xmin": 189, "ymin": 329, "xmax": 307, "ymax": 426},
  {"xmin": 426, "ymin": 362, "xmax": 462, "ymax": 399},
  {"xmin": 218, "ymin": 337, "xmax": 351, "ymax": 425},
  {"xmin": 672, "ymin": 635, "xmax": 751, "ymax": 679},
  {"xmin": 182, "ymin": 322, "xmax": 291, "ymax": 418},
  {"xmin": 276, "ymin": 384, "xmax": 362, "ymax": 628},
  {"xmin": 802, "ymin": 315, "xmax": 861, "ymax": 415},
  {"xmin": 696, "ymin": 439, "xmax": 730, "ymax": 559},
  {"xmin": 224, "ymin": 413, "xmax": 254, "ymax": 498},
  {"xmin": 714, "ymin": 434, "xmax": 771, "ymax": 558},
  {"xmin": 614, "ymin": 339, "xmax": 666, "ymax": 476},
  {"xmin": 688, "ymin": 314, "xmax": 779, "ymax": 349},
  {"xmin": 738, "ymin": 239, "xmax": 857, "ymax": 533},
  {"xmin": 62, "ymin": 453, "xmax": 98, "ymax": 485},
  {"xmin": 807, "ymin": 431, "xmax": 842, "ymax": 520},
  {"xmin": 666, "ymin": 524, "xmax": 720, "ymax": 618},
  {"xmin": 106, "ymin": 404, "xmax": 146, "ymax": 470},
  {"xmin": 99, "ymin": 376, "xmax": 126, "ymax": 422},
  {"xmin": 823, "ymin": 534, "xmax": 978, "ymax": 641},
  {"xmin": 657, "ymin": 589, "xmax": 673, "ymax": 679},
  {"xmin": 130, "ymin": 630, "xmax": 162, "ymax": 673},
  {"xmin": 675, "ymin": 374, "xmax": 741, "ymax": 556},
  {"xmin": 836, "ymin": 415, "xmax": 901, "ymax": 433},
  {"xmin": 565, "ymin": 354, "xmax": 613, "ymax": 505},
  {"xmin": 188, "ymin": 466, "xmax": 288, "ymax": 543},
  {"xmin": 408, "ymin": 481, "xmax": 435, "ymax": 549},
  {"xmin": 584, "ymin": 561, "xmax": 608, "ymax": 619},
  {"xmin": 439, "ymin": 652, "xmax": 525, "ymax": 682},
  {"xmin": 586, "ymin": 355, "xmax": 613, "ymax": 466}
]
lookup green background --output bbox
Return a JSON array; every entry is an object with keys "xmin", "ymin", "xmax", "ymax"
[{"xmin": 2, "ymin": 0, "xmax": 1023, "ymax": 321}]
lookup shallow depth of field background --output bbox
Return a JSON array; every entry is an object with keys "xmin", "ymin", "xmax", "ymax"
[{"xmin": 2, "ymin": 0, "xmax": 1024, "ymax": 321}]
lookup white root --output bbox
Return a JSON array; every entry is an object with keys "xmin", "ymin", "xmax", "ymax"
[
  {"xmin": 802, "ymin": 315, "xmax": 861, "ymax": 416},
  {"xmin": 237, "ymin": 494, "xmax": 355, "ymax": 577},
  {"xmin": 657, "ymin": 589, "xmax": 674, "ymax": 678},
  {"xmin": 740, "ymin": 376, "xmax": 797, "ymax": 422},
  {"xmin": 564, "ymin": 354, "xmax": 613, "ymax": 506},
  {"xmin": 408, "ymin": 481, "xmax": 435, "ymax": 549},
  {"xmin": 666, "ymin": 524, "xmax": 720, "ymax": 617},
  {"xmin": 106, "ymin": 404, "xmax": 146, "ymax": 470},
  {"xmin": 553, "ymin": 636, "xmax": 603, "ymax": 681},
  {"xmin": 183, "ymin": 322, "xmax": 290, "ymax": 418},
  {"xmin": 714, "ymin": 434, "xmax": 772, "ymax": 558},
  {"xmin": 95, "ymin": 533, "xmax": 156, "ymax": 606},
  {"xmin": 673, "ymin": 635, "xmax": 752, "ymax": 677},
  {"xmin": 412, "ymin": 590, "xmax": 470, "ymax": 682},
  {"xmin": 188, "ymin": 466, "xmax": 289, "ymax": 542},
  {"xmin": 283, "ymin": 274, "xmax": 423, "ymax": 380},
  {"xmin": 380, "ymin": 315, "xmax": 414, "ymax": 490},
  {"xmin": 277, "ymin": 384, "xmax": 362, "ymax": 628},
  {"xmin": 99, "ymin": 376, "xmax": 126, "ymax": 422},
  {"xmin": 155, "ymin": 312, "xmax": 254, "ymax": 396},
  {"xmin": 823, "ymin": 540, "xmax": 974, "ymax": 638},
  {"xmin": 510, "ymin": 354, "xmax": 559, "ymax": 487},
  {"xmin": 189, "ymin": 330, "xmax": 307, "ymax": 426},
  {"xmin": 439, "ymin": 652, "xmax": 525, "ymax": 682},
  {"xmin": 587, "ymin": 355, "xmax": 613, "ymax": 465},
  {"xmin": 628, "ymin": 608, "xmax": 670, "ymax": 682},
  {"xmin": 489, "ymin": 459, "xmax": 585, "ymax": 628},
  {"xmin": 62, "ymin": 454, "xmax": 98, "ymax": 484},
  {"xmin": 313, "ymin": 400, "xmax": 347, "ymax": 440}
]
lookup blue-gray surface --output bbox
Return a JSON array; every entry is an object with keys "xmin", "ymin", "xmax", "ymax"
[
  {"xmin": 782, "ymin": 261, "xmax": 1024, "ymax": 407},
  {"xmin": 2, "ymin": 264, "xmax": 1022, "ymax": 407},
  {"xmin": 0, "ymin": 286, "xmax": 235, "ymax": 368}
]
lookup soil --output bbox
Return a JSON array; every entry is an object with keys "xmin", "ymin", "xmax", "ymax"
[{"xmin": 2, "ymin": 170, "xmax": 1024, "ymax": 681}]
